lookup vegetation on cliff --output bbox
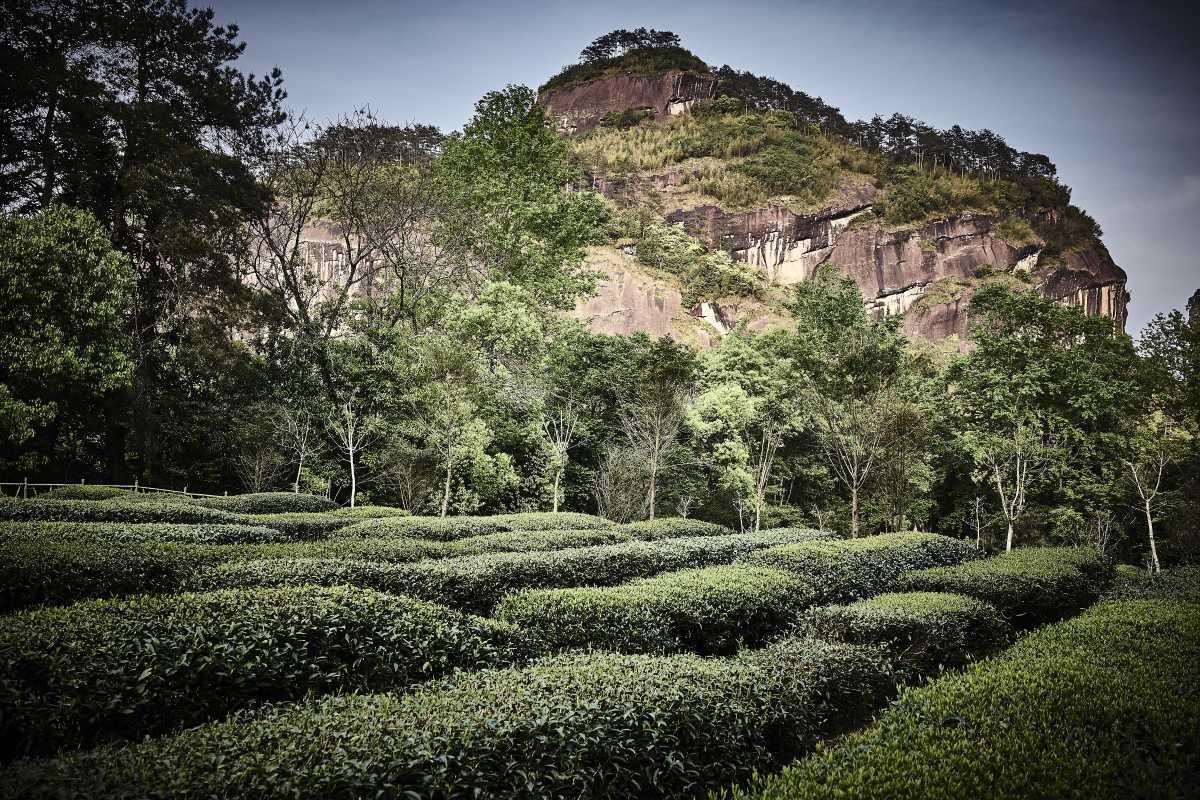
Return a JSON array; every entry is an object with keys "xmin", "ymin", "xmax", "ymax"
[{"xmin": 541, "ymin": 28, "xmax": 709, "ymax": 92}]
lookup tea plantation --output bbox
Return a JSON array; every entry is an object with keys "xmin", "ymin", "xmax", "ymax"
[{"xmin": 0, "ymin": 490, "xmax": 1195, "ymax": 798}]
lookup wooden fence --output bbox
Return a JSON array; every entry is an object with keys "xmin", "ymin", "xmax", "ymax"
[{"xmin": 0, "ymin": 480, "xmax": 226, "ymax": 500}]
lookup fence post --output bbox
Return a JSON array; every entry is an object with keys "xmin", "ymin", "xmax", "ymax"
[
  {"xmin": 183, "ymin": 485, "xmax": 188, "ymax": 495},
  {"xmin": 134, "ymin": 479, "xmax": 139, "ymax": 493},
  {"xmin": 22, "ymin": 477, "xmax": 28, "ymax": 500},
  {"xmin": 80, "ymin": 478, "xmax": 84, "ymax": 484},
  {"xmin": 224, "ymin": 490, "xmax": 228, "ymax": 496},
  {"xmin": 327, "ymin": 476, "xmax": 333, "ymax": 500}
]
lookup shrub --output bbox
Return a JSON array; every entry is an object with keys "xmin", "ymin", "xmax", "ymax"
[
  {"xmin": 334, "ymin": 511, "xmax": 613, "ymax": 542},
  {"xmin": 242, "ymin": 537, "xmax": 450, "ymax": 563},
  {"xmin": 328, "ymin": 505, "xmax": 412, "ymax": 519},
  {"xmin": 0, "ymin": 586, "xmax": 534, "ymax": 760},
  {"xmin": 198, "ymin": 531, "xmax": 824, "ymax": 614},
  {"xmin": 37, "ymin": 485, "xmax": 135, "ymax": 501},
  {"xmin": 0, "ymin": 520, "xmax": 286, "ymax": 545},
  {"xmin": 495, "ymin": 564, "xmax": 811, "ymax": 654},
  {"xmin": 193, "ymin": 493, "xmax": 337, "ymax": 514},
  {"xmin": 795, "ymin": 592, "xmax": 1011, "ymax": 677},
  {"xmin": 745, "ymin": 533, "xmax": 981, "ymax": 604},
  {"xmin": 241, "ymin": 512, "xmax": 358, "ymax": 540},
  {"xmin": 1, "ymin": 637, "xmax": 893, "ymax": 799},
  {"xmin": 0, "ymin": 537, "xmax": 208, "ymax": 612},
  {"xmin": 448, "ymin": 528, "xmax": 631, "ymax": 555},
  {"xmin": 900, "ymin": 546, "xmax": 1109, "ymax": 625},
  {"xmin": 620, "ymin": 518, "xmax": 733, "ymax": 539},
  {"xmin": 1101, "ymin": 564, "xmax": 1200, "ymax": 603},
  {"xmin": 724, "ymin": 600, "xmax": 1200, "ymax": 800},
  {"xmin": 0, "ymin": 498, "xmax": 242, "ymax": 525}
]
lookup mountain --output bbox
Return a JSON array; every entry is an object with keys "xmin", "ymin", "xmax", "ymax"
[{"xmin": 540, "ymin": 39, "xmax": 1129, "ymax": 347}]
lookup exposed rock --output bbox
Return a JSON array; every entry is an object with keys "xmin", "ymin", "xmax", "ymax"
[
  {"xmin": 1189, "ymin": 289, "xmax": 1200, "ymax": 323},
  {"xmin": 539, "ymin": 70, "xmax": 717, "ymax": 135}
]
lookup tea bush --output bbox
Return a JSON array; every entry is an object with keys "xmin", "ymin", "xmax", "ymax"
[
  {"xmin": 0, "ymin": 585, "xmax": 534, "ymax": 760},
  {"xmin": 724, "ymin": 600, "xmax": 1200, "ymax": 800},
  {"xmin": 193, "ymin": 492, "xmax": 337, "ymax": 514}
]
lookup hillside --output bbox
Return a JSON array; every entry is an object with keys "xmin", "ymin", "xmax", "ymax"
[{"xmin": 539, "ymin": 48, "xmax": 1129, "ymax": 345}]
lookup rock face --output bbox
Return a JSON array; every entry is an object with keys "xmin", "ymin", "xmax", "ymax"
[
  {"xmin": 539, "ymin": 70, "xmax": 717, "ymax": 135},
  {"xmin": 668, "ymin": 193, "xmax": 1129, "ymax": 340}
]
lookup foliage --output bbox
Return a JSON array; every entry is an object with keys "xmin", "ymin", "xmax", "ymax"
[
  {"xmin": 0, "ymin": 639, "xmax": 893, "ymax": 800},
  {"xmin": 0, "ymin": 207, "xmax": 133, "ymax": 463},
  {"xmin": 541, "ymin": 45, "xmax": 707, "ymax": 92},
  {"xmin": 875, "ymin": 164, "xmax": 995, "ymax": 225},
  {"xmin": 725, "ymin": 600, "xmax": 1200, "ymax": 800},
  {"xmin": 745, "ymin": 532, "xmax": 982, "ymax": 603},
  {"xmin": 795, "ymin": 591, "xmax": 1011, "ymax": 677},
  {"xmin": 1101, "ymin": 565, "xmax": 1200, "ymax": 603},
  {"xmin": 494, "ymin": 559, "xmax": 826, "ymax": 655},
  {"xmin": 0, "ymin": 521, "xmax": 285, "ymax": 545},
  {"xmin": 599, "ymin": 108, "xmax": 655, "ymax": 129},
  {"xmin": 634, "ymin": 221, "xmax": 761, "ymax": 306},
  {"xmin": 192, "ymin": 493, "xmax": 337, "ymax": 514},
  {"xmin": 194, "ymin": 530, "xmax": 827, "ymax": 614},
  {"xmin": 900, "ymin": 546, "xmax": 1111, "ymax": 625},
  {"xmin": 0, "ymin": 498, "xmax": 243, "ymax": 525},
  {"xmin": 0, "ymin": 586, "xmax": 533, "ymax": 759},
  {"xmin": 620, "ymin": 518, "xmax": 732, "ymax": 539},
  {"xmin": 334, "ymin": 511, "xmax": 614, "ymax": 541}
]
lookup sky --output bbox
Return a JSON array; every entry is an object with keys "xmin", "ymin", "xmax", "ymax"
[{"xmin": 209, "ymin": 0, "xmax": 1200, "ymax": 332}]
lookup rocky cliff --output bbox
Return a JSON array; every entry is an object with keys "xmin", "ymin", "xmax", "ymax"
[
  {"xmin": 551, "ymin": 65, "xmax": 1129, "ymax": 345},
  {"xmin": 539, "ymin": 69, "xmax": 717, "ymax": 135}
]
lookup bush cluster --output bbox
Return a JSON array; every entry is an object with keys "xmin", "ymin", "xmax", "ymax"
[
  {"xmin": 1, "ymin": 637, "xmax": 893, "ymax": 799},
  {"xmin": 334, "ymin": 511, "xmax": 613, "ymax": 542},
  {"xmin": 495, "ymin": 564, "xmax": 811, "ymax": 654},
  {"xmin": 196, "ymin": 531, "xmax": 824, "ymax": 614},
  {"xmin": 620, "ymin": 517, "xmax": 733, "ymax": 539},
  {"xmin": 0, "ymin": 520, "xmax": 285, "ymax": 545},
  {"xmin": 745, "ymin": 532, "xmax": 981, "ymax": 604},
  {"xmin": 240, "ymin": 512, "xmax": 358, "ymax": 540},
  {"xmin": 1101, "ymin": 564, "xmax": 1200, "ymax": 603},
  {"xmin": 795, "ymin": 591, "xmax": 1011, "ymax": 677},
  {"xmin": 192, "ymin": 492, "xmax": 337, "ymax": 514},
  {"xmin": 900, "ymin": 546, "xmax": 1110, "ymax": 625},
  {"xmin": 0, "ymin": 537, "xmax": 207, "ymax": 612},
  {"xmin": 725, "ymin": 600, "xmax": 1200, "ymax": 800},
  {"xmin": 0, "ymin": 586, "xmax": 533, "ymax": 760},
  {"xmin": 0, "ymin": 498, "xmax": 242, "ymax": 525},
  {"xmin": 37, "ymin": 485, "xmax": 135, "ymax": 501}
]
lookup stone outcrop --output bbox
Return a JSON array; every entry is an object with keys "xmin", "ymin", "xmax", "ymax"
[
  {"xmin": 666, "ymin": 193, "xmax": 1129, "ymax": 340},
  {"xmin": 539, "ymin": 69, "xmax": 717, "ymax": 135}
]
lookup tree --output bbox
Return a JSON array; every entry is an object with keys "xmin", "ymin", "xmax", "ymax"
[
  {"xmin": 541, "ymin": 399, "xmax": 581, "ymax": 513},
  {"xmin": 0, "ymin": 207, "xmax": 133, "ymax": 467},
  {"xmin": 326, "ymin": 394, "xmax": 379, "ymax": 507},
  {"xmin": 1, "ymin": 0, "xmax": 287, "ymax": 480},
  {"xmin": 274, "ymin": 405, "xmax": 319, "ymax": 493},
  {"xmin": 619, "ymin": 381, "xmax": 688, "ymax": 521},
  {"xmin": 966, "ymin": 421, "xmax": 1060, "ymax": 551},
  {"xmin": 436, "ymin": 85, "xmax": 605, "ymax": 309},
  {"xmin": 810, "ymin": 391, "xmax": 904, "ymax": 538},
  {"xmin": 1123, "ymin": 410, "xmax": 1191, "ymax": 573}
]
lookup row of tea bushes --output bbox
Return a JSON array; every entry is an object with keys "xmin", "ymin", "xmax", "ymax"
[
  {"xmin": 332, "ymin": 511, "xmax": 620, "ymax": 541},
  {"xmin": 1102, "ymin": 564, "xmax": 1200, "ymax": 603},
  {"xmin": 0, "ymin": 521, "xmax": 287, "ymax": 545},
  {"xmin": 795, "ymin": 592, "xmax": 1012, "ymax": 678},
  {"xmin": 0, "ymin": 586, "xmax": 534, "ymax": 761},
  {"xmin": 194, "ymin": 531, "xmax": 829, "ymax": 614},
  {"xmin": 0, "ymin": 537, "xmax": 215, "ymax": 613},
  {"xmin": 493, "ymin": 533, "xmax": 979, "ymax": 655},
  {"xmin": 0, "ymin": 498, "xmax": 244, "ymax": 525},
  {"xmin": 900, "ymin": 546, "xmax": 1110, "ymax": 626},
  {"xmin": 724, "ymin": 598, "xmax": 1200, "ymax": 800},
  {"xmin": 0, "ymin": 638, "xmax": 894, "ymax": 799}
]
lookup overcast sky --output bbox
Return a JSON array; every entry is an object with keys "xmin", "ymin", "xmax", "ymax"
[{"xmin": 209, "ymin": 0, "xmax": 1199, "ymax": 332}]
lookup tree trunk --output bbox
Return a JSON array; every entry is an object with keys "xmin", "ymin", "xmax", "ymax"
[
  {"xmin": 850, "ymin": 486, "xmax": 859, "ymax": 538},
  {"xmin": 1145, "ymin": 500, "xmax": 1160, "ymax": 574},
  {"xmin": 348, "ymin": 446, "xmax": 357, "ymax": 508},
  {"xmin": 1005, "ymin": 520, "xmax": 1015, "ymax": 552},
  {"xmin": 647, "ymin": 459, "xmax": 657, "ymax": 521},
  {"xmin": 440, "ymin": 457, "xmax": 453, "ymax": 518},
  {"xmin": 552, "ymin": 470, "xmax": 561, "ymax": 513},
  {"xmin": 294, "ymin": 452, "xmax": 304, "ymax": 494}
]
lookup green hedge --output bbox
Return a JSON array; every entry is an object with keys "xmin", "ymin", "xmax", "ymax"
[
  {"xmin": 448, "ymin": 527, "xmax": 631, "ymax": 555},
  {"xmin": 620, "ymin": 518, "xmax": 733, "ymax": 539},
  {"xmin": 0, "ymin": 498, "xmax": 242, "ymax": 525},
  {"xmin": 240, "ymin": 512, "xmax": 358, "ymax": 540},
  {"xmin": 333, "ymin": 511, "xmax": 613, "ymax": 541},
  {"xmin": 795, "ymin": 591, "xmax": 1011, "ymax": 677},
  {"xmin": 745, "ymin": 533, "xmax": 981, "ymax": 604},
  {"xmin": 0, "ymin": 537, "xmax": 210, "ymax": 612},
  {"xmin": 495, "ymin": 564, "xmax": 811, "ymax": 654},
  {"xmin": 900, "ymin": 546, "xmax": 1109, "ymax": 625},
  {"xmin": 724, "ymin": 600, "xmax": 1200, "ymax": 800},
  {"xmin": 0, "ymin": 520, "xmax": 285, "ymax": 545},
  {"xmin": 1102, "ymin": 564, "xmax": 1200, "ymax": 603},
  {"xmin": 1, "ymin": 638, "xmax": 893, "ymax": 799},
  {"xmin": 0, "ymin": 585, "xmax": 534, "ymax": 760},
  {"xmin": 196, "ymin": 531, "xmax": 825, "ymax": 614},
  {"xmin": 328, "ymin": 505, "xmax": 412, "ymax": 519},
  {"xmin": 193, "ymin": 492, "xmax": 337, "ymax": 514},
  {"xmin": 37, "ymin": 486, "xmax": 135, "ymax": 501}
]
